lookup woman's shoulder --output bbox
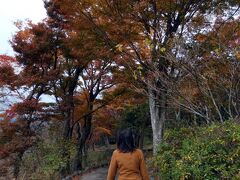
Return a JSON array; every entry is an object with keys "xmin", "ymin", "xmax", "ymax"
[
  {"xmin": 113, "ymin": 148, "xmax": 143, "ymax": 155},
  {"xmin": 135, "ymin": 148, "xmax": 143, "ymax": 153},
  {"xmin": 112, "ymin": 149, "xmax": 123, "ymax": 155},
  {"xmin": 113, "ymin": 149, "xmax": 119, "ymax": 154},
  {"xmin": 134, "ymin": 149, "xmax": 145, "ymax": 158}
]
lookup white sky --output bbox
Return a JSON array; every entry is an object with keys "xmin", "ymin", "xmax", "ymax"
[{"xmin": 0, "ymin": 0, "xmax": 47, "ymax": 56}]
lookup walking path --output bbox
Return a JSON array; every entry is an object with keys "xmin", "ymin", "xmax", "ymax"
[
  {"xmin": 78, "ymin": 167, "xmax": 153, "ymax": 180},
  {"xmin": 80, "ymin": 167, "xmax": 108, "ymax": 180}
]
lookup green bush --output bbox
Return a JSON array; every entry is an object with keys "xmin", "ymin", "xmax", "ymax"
[
  {"xmin": 153, "ymin": 121, "xmax": 240, "ymax": 180},
  {"xmin": 19, "ymin": 139, "xmax": 76, "ymax": 180}
]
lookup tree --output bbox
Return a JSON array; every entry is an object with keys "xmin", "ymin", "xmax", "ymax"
[
  {"xmin": 48, "ymin": 0, "xmax": 240, "ymax": 153},
  {"xmin": 0, "ymin": 55, "xmax": 17, "ymax": 107},
  {"xmin": 10, "ymin": 2, "xmax": 119, "ymax": 174},
  {"xmin": 72, "ymin": 59, "xmax": 115, "ymax": 170},
  {"xmin": 162, "ymin": 18, "xmax": 240, "ymax": 125}
]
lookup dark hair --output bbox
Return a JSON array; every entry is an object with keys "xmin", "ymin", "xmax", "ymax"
[{"xmin": 117, "ymin": 128, "xmax": 136, "ymax": 153}]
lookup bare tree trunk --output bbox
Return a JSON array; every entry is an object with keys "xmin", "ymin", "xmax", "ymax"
[
  {"xmin": 148, "ymin": 85, "xmax": 166, "ymax": 154},
  {"xmin": 205, "ymin": 106, "xmax": 210, "ymax": 124},
  {"xmin": 207, "ymin": 84, "xmax": 223, "ymax": 123}
]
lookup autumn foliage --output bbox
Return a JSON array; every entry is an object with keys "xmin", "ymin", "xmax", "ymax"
[{"xmin": 0, "ymin": 0, "xmax": 240, "ymax": 179}]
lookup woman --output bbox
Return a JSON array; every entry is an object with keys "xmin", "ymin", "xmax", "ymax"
[{"xmin": 107, "ymin": 128, "xmax": 150, "ymax": 180}]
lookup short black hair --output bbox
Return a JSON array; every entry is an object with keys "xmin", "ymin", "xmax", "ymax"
[{"xmin": 117, "ymin": 128, "xmax": 136, "ymax": 153}]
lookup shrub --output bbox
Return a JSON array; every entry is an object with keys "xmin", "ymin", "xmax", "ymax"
[
  {"xmin": 152, "ymin": 121, "xmax": 240, "ymax": 180},
  {"xmin": 19, "ymin": 139, "xmax": 76, "ymax": 180}
]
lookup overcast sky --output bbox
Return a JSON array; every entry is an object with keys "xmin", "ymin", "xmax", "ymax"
[{"xmin": 0, "ymin": 0, "xmax": 47, "ymax": 56}]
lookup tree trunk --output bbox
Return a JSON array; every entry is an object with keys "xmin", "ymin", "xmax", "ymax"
[
  {"xmin": 148, "ymin": 85, "xmax": 166, "ymax": 154},
  {"xmin": 60, "ymin": 96, "xmax": 74, "ymax": 177},
  {"xmin": 73, "ymin": 114, "xmax": 92, "ymax": 171},
  {"xmin": 63, "ymin": 111, "xmax": 72, "ymax": 139},
  {"xmin": 13, "ymin": 151, "xmax": 24, "ymax": 179}
]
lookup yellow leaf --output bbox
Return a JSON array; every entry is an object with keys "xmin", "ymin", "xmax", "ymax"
[
  {"xmin": 144, "ymin": 38, "xmax": 151, "ymax": 45},
  {"xmin": 160, "ymin": 47, "xmax": 166, "ymax": 52},
  {"xmin": 116, "ymin": 44, "xmax": 123, "ymax": 52},
  {"xmin": 215, "ymin": 48, "xmax": 220, "ymax": 55},
  {"xmin": 137, "ymin": 65, "xmax": 143, "ymax": 70},
  {"xmin": 133, "ymin": 71, "xmax": 137, "ymax": 80}
]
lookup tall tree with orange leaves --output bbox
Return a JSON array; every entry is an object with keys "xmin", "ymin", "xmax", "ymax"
[
  {"xmin": 45, "ymin": 0, "xmax": 240, "ymax": 153},
  {"xmin": 9, "ymin": 2, "xmax": 119, "ymax": 174}
]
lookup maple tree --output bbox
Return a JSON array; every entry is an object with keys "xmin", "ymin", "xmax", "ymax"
[
  {"xmin": 70, "ymin": 59, "xmax": 115, "ymax": 170},
  {"xmin": 0, "ymin": 55, "xmax": 17, "ymax": 101},
  {"xmin": 0, "ymin": 55, "xmax": 51, "ymax": 178},
  {"xmin": 1, "ymin": 0, "xmax": 240, "ymax": 178},
  {"xmin": 48, "ymin": 0, "xmax": 240, "ymax": 153},
  {"xmin": 5, "ymin": 2, "xmax": 119, "ymax": 175}
]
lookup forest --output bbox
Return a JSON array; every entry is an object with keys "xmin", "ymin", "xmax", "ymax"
[{"xmin": 0, "ymin": 0, "xmax": 240, "ymax": 179}]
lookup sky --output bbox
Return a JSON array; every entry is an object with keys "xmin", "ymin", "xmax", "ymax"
[{"xmin": 0, "ymin": 0, "xmax": 47, "ymax": 56}]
